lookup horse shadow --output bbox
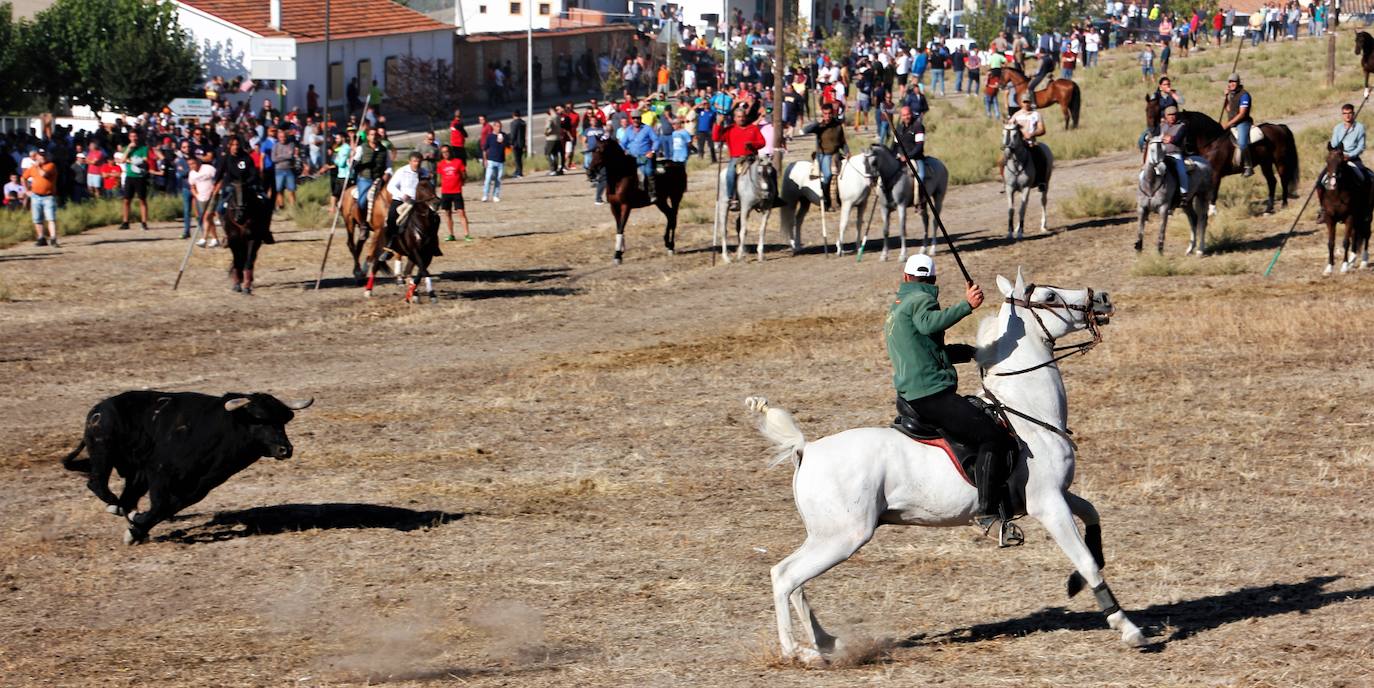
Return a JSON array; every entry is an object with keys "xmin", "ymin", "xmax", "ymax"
[
  {"xmin": 898, "ymin": 575, "xmax": 1370, "ymax": 651},
  {"xmin": 0, "ymin": 253, "xmax": 55, "ymax": 263},
  {"xmin": 86, "ymin": 236, "xmax": 166, "ymax": 246},
  {"xmin": 157, "ymin": 503, "xmax": 468, "ymax": 544},
  {"xmin": 1210, "ymin": 228, "xmax": 1317, "ymax": 254}
]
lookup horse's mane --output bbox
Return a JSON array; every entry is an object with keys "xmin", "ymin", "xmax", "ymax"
[
  {"xmin": 974, "ymin": 313, "xmax": 1008, "ymax": 371},
  {"xmin": 1358, "ymin": 31, "xmax": 1373, "ymax": 56}
]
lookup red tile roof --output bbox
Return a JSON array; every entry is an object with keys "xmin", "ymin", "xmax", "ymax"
[{"xmin": 179, "ymin": 0, "xmax": 454, "ymax": 43}]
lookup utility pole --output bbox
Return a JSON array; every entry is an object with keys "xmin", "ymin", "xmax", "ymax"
[
  {"xmin": 324, "ymin": 0, "xmax": 330, "ymax": 132},
  {"xmin": 527, "ymin": 0, "xmax": 534, "ymax": 154},
  {"xmin": 917, "ymin": 0, "xmax": 925, "ymax": 47},
  {"xmin": 772, "ymin": 0, "xmax": 784, "ymax": 173},
  {"xmin": 723, "ymin": 0, "xmax": 731, "ymax": 85}
]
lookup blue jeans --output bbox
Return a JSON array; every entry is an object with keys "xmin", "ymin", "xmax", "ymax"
[
  {"xmin": 931, "ymin": 69, "xmax": 945, "ymax": 95},
  {"xmin": 356, "ymin": 177, "xmax": 374, "ymax": 215},
  {"xmin": 1235, "ymin": 121, "xmax": 1251, "ymax": 153},
  {"xmin": 1169, "ymin": 155, "xmax": 1189, "ymax": 192},
  {"xmin": 1062, "ymin": 67, "xmax": 1075, "ymax": 79},
  {"xmin": 915, "ymin": 158, "xmax": 926, "ymax": 181},
  {"xmin": 984, "ymin": 94, "xmax": 1002, "ymax": 119},
  {"xmin": 817, "ymin": 153, "xmax": 835, "ymax": 190},
  {"xmin": 182, "ymin": 187, "xmax": 195, "ymax": 235},
  {"xmin": 954, "ymin": 70, "xmax": 965, "ymax": 92},
  {"xmin": 484, "ymin": 160, "xmax": 504, "ymax": 197},
  {"xmin": 877, "ymin": 120, "xmax": 891, "ymax": 146},
  {"xmin": 726, "ymin": 156, "xmax": 740, "ymax": 199}
]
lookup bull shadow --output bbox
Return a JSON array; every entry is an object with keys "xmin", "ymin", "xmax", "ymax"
[
  {"xmin": 0, "ymin": 253, "xmax": 55, "ymax": 263},
  {"xmin": 159, "ymin": 503, "xmax": 468, "ymax": 544},
  {"xmin": 898, "ymin": 575, "xmax": 1372, "ymax": 651}
]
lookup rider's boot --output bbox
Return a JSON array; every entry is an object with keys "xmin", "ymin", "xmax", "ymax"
[
  {"xmin": 1241, "ymin": 148, "xmax": 1254, "ymax": 177},
  {"xmin": 974, "ymin": 446, "xmax": 1001, "ymax": 517},
  {"xmin": 644, "ymin": 173, "xmax": 656, "ymax": 205},
  {"xmin": 822, "ymin": 183, "xmax": 833, "ymax": 212}
]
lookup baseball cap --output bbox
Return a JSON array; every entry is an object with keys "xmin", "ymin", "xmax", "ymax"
[
  {"xmin": 1163, "ymin": 105, "xmax": 1178, "ymax": 115},
  {"xmin": 1227, "ymin": 72, "xmax": 1240, "ymax": 82},
  {"xmin": 1020, "ymin": 92, "xmax": 1032, "ymax": 102},
  {"xmin": 904, "ymin": 254, "xmax": 935, "ymax": 277}
]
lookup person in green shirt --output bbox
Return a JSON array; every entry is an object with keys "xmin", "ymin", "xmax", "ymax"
[
  {"xmin": 119, "ymin": 129, "xmax": 156, "ymax": 231},
  {"xmin": 884, "ymin": 254, "xmax": 1013, "ymax": 519}
]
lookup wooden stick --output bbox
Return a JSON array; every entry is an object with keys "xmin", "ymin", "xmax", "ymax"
[{"xmin": 314, "ymin": 93, "xmax": 372, "ymax": 289}]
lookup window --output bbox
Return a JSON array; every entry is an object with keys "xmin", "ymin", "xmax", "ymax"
[
  {"xmin": 478, "ymin": 4, "xmax": 487, "ymax": 13},
  {"xmin": 539, "ymin": 3, "xmax": 550, "ymax": 15},
  {"xmin": 328, "ymin": 63, "xmax": 343, "ymax": 102},
  {"xmin": 510, "ymin": 2, "xmax": 521, "ymax": 14},
  {"xmin": 357, "ymin": 59, "xmax": 372, "ymax": 93},
  {"xmin": 384, "ymin": 56, "xmax": 400, "ymax": 89}
]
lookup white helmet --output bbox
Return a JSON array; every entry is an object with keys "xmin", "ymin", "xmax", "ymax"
[{"xmin": 903, "ymin": 254, "xmax": 935, "ymax": 277}]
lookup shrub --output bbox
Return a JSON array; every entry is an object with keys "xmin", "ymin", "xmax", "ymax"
[{"xmin": 1061, "ymin": 185, "xmax": 1134, "ymax": 218}]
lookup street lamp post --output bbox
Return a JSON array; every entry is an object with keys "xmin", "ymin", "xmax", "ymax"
[{"xmin": 527, "ymin": 0, "xmax": 534, "ymax": 155}]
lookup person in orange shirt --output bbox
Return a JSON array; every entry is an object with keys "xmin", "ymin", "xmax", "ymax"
[
  {"xmin": 21, "ymin": 150, "xmax": 60, "ymax": 247},
  {"xmin": 657, "ymin": 64, "xmax": 671, "ymax": 94}
]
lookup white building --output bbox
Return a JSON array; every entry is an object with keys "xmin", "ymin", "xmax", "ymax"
[
  {"xmin": 456, "ymin": 0, "xmax": 630, "ymax": 34},
  {"xmin": 174, "ymin": 0, "xmax": 455, "ymax": 115}
]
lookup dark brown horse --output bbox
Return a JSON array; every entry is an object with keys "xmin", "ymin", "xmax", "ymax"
[
  {"xmin": 1001, "ymin": 66, "xmax": 1082, "ymax": 129},
  {"xmin": 340, "ymin": 179, "xmax": 391, "ymax": 283},
  {"xmin": 1317, "ymin": 144, "xmax": 1373, "ymax": 274},
  {"xmin": 1356, "ymin": 31, "xmax": 1374, "ymax": 93},
  {"xmin": 586, "ymin": 136, "xmax": 687, "ymax": 264},
  {"xmin": 363, "ymin": 179, "xmax": 442, "ymax": 302},
  {"xmin": 220, "ymin": 182, "xmax": 274, "ymax": 295},
  {"xmin": 1145, "ymin": 96, "xmax": 1299, "ymax": 215}
]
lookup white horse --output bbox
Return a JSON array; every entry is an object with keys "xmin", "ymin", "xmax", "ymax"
[
  {"xmin": 834, "ymin": 153, "xmax": 877, "ymax": 256},
  {"xmin": 854, "ymin": 147, "xmax": 951, "ymax": 261},
  {"xmin": 1002, "ymin": 124, "xmax": 1054, "ymax": 240},
  {"xmin": 1137, "ymin": 137, "xmax": 1214, "ymax": 256},
  {"xmin": 745, "ymin": 268, "xmax": 1146, "ymax": 665},
  {"xmin": 714, "ymin": 156, "xmax": 778, "ymax": 263},
  {"xmin": 778, "ymin": 160, "xmax": 830, "ymax": 254}
]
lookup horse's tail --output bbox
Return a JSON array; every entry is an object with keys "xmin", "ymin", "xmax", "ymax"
[
  {"xmin": 1278, "ymin": 124, "xmax": 1300, "ymax": 193},
  {"xmin": 744, "ymin": 396, "xmax": 806, "ymax": 469},
  {"xmin": 1069, "ymin": 83, "xmax": 1082, "ymax": 129}
]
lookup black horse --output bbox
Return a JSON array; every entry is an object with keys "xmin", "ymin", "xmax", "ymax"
[
  {"xmin": 363, "ymin": 180, "xmax": 442, "ymax": 303},
  {"xmin": 1317, "ymin": 144, "xmax": 1373, "ymax": 274},
  {"xmin": 586, "ymin": 137, "xmax": 687, "ymax": 264},
  {"xmin": 221, "ymin": 182, "xmax": 274, "ymax": 295},
  {"xmin": 1146, "ymin": 95, "xmax": 1299, "ymax": 215},
  {"xmin": 1356, "ymin": 31, "xmax": 1374, "ymax": 93}
]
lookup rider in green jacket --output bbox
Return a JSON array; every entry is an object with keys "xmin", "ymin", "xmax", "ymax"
[{"xmin": 885, "ymin": 254, "xmax": 1014, "ymax": 519}]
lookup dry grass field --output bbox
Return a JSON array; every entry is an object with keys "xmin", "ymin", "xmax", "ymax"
[{"xmin": 2, "ymin": 35, "xmax": 1374, "ymax": 688}]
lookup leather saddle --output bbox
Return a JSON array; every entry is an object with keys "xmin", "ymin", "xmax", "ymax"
[{"xmin": 892, "ymin": 395, "xmax": 1008, "ymax": 487}]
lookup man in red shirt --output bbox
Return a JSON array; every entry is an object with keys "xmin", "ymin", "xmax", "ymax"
[
  {"xmin": 713, "ymin": 107, "xmax": 767, "ymax": 211},
  {"xmin": 449, "ymin": 109, "xmax": 466, "ymax": 148},
  {"xmin": 436, "ymin": 145, "xmax": 470, "ymax": 242},
  {"xmin": 561, "ymin": 103, "xmax": 580, "ymax": 171}
]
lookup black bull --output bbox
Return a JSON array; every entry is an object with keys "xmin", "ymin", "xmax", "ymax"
[{"xmin": 62, "ymin": 391, "xmax": 313, "ymax": 544}]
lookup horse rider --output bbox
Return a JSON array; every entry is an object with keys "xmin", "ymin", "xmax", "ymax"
[
  {"xmin": 384, "ymin": 152, "xmax": 426, "ymax": 248},
  {"xmin": 1000, "ymin": 92, "xmax": 1048, "ymax": 187},
  {"xmin": 1159, "ymin": 105, "xmax": 1193, "ymax": 203},
  {"xmin": 891, "ymin": 105, "xmax": 927, "ymax": 184},
  {"xmin": 800, "ymin": 102, "xmax": 847, "ymax": 211},
  {"xmin": 624, "ymin": 114, "xmax": 661, "ymax": 203},
  {"xmin": 1026, "ymin": 47, "xmax": 1056, "ymax": 94},
  {"xmin": 884, "ymin": 255, "xmax": 1014, "ymax": 521},
  {"xmin": 713, "ymin": 106, "xmax": 767, "ymax": 212},
  {"xmin": 1331, "ymin": 102, "xmax": 1368, "ymax": 182},
  {"xmin": 1141, "ymin": 76, "xmax": 1185, "ymax": 150},
  {"xmin": 210, "ymin": 136, "xmax": 260, "ymax": 223},
  {"xmin": 1221, "ymin": 73, "xmax": 1254, "ymax": 177},
  {"xmin": 353, "ymin": 132, "xmax": 390, "ymax": 232}
]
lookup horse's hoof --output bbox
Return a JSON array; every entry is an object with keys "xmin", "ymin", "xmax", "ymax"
[
  {"xmin": 428, "ymin": 294, "xmax": 438, "ymax": 304},
  {"xmin": 364, "ymin": 289, "xmax": 373, "ymax": 298},
  {"xmin": 613, "ymin": 257, "xmax": 622, "ymax": 266},
  {"xmin": 1156, "ymin": 245, "xmax": 1164, "ymax": 255},
  {"xmin": 879, "ymin": 252, "xmax": 889, "ymax": 262},
  {"xmin": 1323, "ymin": 265, "xmax": 1333, "ymax": 276},
  {"xmin": 122, "ymin": 528, "xmax": 145, "ymax": 546},
  {"xmin": 667, "ymin": 248, "xmax": 675, "ymax": 256},
  {"xmin": 1133, "ymin": 240, "xmax": 1143, "ymax": 252},
  {"xmin": 1122, "ymin": 627, "xmax": 1148, "ymax": 648},
  {"xmin": 1341, "ymin": 262, "xmax": 1351, "ymax": 274},
  {"xmin": 792, "ymin": 647, "xmax": 828, "ymax": 668},
  {"xmin": 105, "ymin": 505, "xmax": 125, "ymax": 517},
  {"xmin": 1016, "ymin": 231, "xmax": 1025, "ymax": 240}
]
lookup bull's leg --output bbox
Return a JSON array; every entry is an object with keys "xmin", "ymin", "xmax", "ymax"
[
  {"xmin": 83, "ymin": 450, "xmax": 122, "ymax": 511},
  {"xmin": 124, "ymin": 491, "xmax": 183, "ymax": 545},
  {"xmin": 114, "ymin": 474, "xmax": 148, "ymax": 517}
]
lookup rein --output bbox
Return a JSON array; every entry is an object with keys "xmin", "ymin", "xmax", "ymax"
[{"xmin": 992, "ymin": 283, "xmax": 1103, "ymax": 377}]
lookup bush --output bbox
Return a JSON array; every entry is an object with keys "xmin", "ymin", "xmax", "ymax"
[{"xmin": 1061, "ymin": 185, "xmax": 1134, "ymax": 218}]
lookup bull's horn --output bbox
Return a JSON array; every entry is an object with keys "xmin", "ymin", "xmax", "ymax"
[
  {"xmin": 224, "ymin": 398, "xmax": 251, "ymax": 411},
  {"xmin": 284, "ymin": 397, "xmax": 315, "ymax": 410}
]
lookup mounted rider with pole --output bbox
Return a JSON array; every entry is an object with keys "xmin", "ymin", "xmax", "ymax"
[{"xmin": 1221, "ymin": 73, "xmax": 1254, "ymax": 177}]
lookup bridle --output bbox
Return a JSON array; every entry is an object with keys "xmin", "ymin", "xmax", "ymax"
[
  {"xmin": 1140, "ymin": 138, "xmax": 1167, "ymax": 197},
  {"xmin": 992, "ymin": 283, "xmax": 1104, "ymax": 377},
  {"xmin": 979, "ymin": 283, "xmax": 1105, "ymax": 451}
]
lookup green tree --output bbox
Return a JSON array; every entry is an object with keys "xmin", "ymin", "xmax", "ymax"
[
  {"xmin": 1032, "ymin": 0, "xmax": 1103, "ymax": 36},
  {"xmin": 24, "ymin": 0, "xmax": 199, "ymax": 112},
  {"xmin": 897, "ymin": 0, "xmax": 936, "ymax": 44},
  {"xmin": 964, "ymin": 0, "xmax": 1007, "ymax": 49},
  {"xmin": 0, "ymin": 2, "xmax": 32, "ymax": 113}
]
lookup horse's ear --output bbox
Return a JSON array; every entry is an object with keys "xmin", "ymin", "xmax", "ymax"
[
  {"xmin": 1013, "ymin": 267, "xmax": 1026, "ymax": 295},
  {"xmin": 996, "ymin": 274, "xmax": 1014, "ymax": 298}
]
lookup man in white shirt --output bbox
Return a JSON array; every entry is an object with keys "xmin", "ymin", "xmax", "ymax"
[
  {"xmin": 385, "ymin": 152, "xmax": 425, "ymax": 243},
  {"xmin": 1084, "ymin": 27, "xmax": 1101, "ymax": 67},
  {"xmin": 895, "ymin": 49, "xmax": 911, "ymax": 89}
]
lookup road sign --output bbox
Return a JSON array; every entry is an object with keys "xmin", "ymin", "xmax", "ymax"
[
  {"xmin": 168, "ymin": 97, "xmax": 215, "ymax": 118},
  {"xmin": 251, "ymin": 37, "xmax": 297, "ymax": 60},
  {"xmin": 251, "ymin": 59, "xmax": 297, "ymax": 80}
]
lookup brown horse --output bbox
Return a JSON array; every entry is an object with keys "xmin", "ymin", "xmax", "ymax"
[
  {"xmin": 363, "ymin": 179, "xmax": 442, "ymax": 302},
  {"xmin": 1145, "ymin": 96, "xmax": 1299, "ymax": 215},
  {"xmin": 1356, "ymin": 31, "xmax": 1374, "ymax": 93},
  {"xmin": 339, "ymin": 178, "xmax": 391, "ymax": 283},
  {"xmin": 1001, "ymin": 66, "xmax": 1082, "ymax": 129},
  {"xmin": 220, "ymin": 182, "xmax": 274, "ymax": 295},
  {"xmin": 585, "ymin": 136, "xmax": 687, "ymax": 264},
  {"xmin": 1317, "ymin": 144, "xmax": 1373, "ymax": 274}
]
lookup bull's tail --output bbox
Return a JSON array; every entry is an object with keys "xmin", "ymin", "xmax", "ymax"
[
  {"xmin": 62, "ymin": 440, "xmax": 90, "ymax": 472},
  {"xmin": 744, "ymin": 396, "xmax": 806, "ymax": 469}
]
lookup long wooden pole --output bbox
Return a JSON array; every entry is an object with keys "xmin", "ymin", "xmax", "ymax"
[{"xmin": 314, "ymin": 92, "xmax": 371, "ymax": 289}]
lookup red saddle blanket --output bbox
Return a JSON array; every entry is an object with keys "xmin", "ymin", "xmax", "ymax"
[{"xmin": 910, "ymin": 436, "xmax": 975, "ymax": 487}]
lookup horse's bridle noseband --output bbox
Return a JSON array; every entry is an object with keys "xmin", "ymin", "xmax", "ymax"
[{"xmin": 993, "ymin": 283, "xmax": 1105, "ymax": 377}]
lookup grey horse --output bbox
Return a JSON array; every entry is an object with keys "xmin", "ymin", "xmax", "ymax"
[
  {"xmin": 715, "ymin": 156, "xmax": 778, "ymax": 263},
  {"xmin": 856, "ymin": 146, "xmax": 950, "ymax": 260},
  {"xmin": 1136, "ymin": 136, "xmax": 1214, "ymax": 255},
  {"xmin": 1002, "ymin": 124, "xmax": 1054, "ymax": 240}
]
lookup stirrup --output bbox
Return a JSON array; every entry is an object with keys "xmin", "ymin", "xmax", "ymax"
[{"xmin": 999, "ymin": 520, "xmax": 1025, "ymax": 548}]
